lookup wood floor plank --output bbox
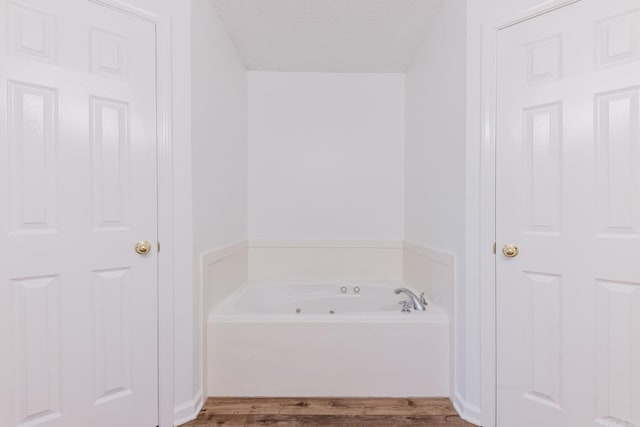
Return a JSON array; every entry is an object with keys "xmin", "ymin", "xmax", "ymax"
[
  {"xmin": 201, "ymin": 397, "xmax": 457, "ymax": 416},
  {"xmin": 183, "ymin": 397, "xmax": 476, "ymax": 427},
  {"xmin": 186, "ymin": 414, "xmax": 472, "ymax": 427}
]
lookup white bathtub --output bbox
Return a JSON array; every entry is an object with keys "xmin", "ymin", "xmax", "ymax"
[{"xmin": 207, "ymin": 281, "xmax": 450, "ymax": 397}]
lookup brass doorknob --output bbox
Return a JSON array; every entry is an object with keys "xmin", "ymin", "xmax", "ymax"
[
  {"xmin": 502, "ymin": 244, "xmax": 519, "ymax": 258},
  {"xmin": 134, "ymin": 241, "xmax": 152, "ymax": 255}
]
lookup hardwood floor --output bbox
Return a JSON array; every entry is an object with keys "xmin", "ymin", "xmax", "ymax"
[{"xmin": 183, "ymin": 397, "xmax": 475, "ymax": 426}]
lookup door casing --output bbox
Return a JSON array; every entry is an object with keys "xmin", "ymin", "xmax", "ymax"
[
  {"xmin": 86, "ymin": 1, "xmax": 175, "ymax": 426},
  {"xmin": 478, "ymin": 1, "xmax": 582, "ymax": 426}
]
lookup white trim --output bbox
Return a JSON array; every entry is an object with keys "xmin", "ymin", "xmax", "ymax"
[
  {"xmin": 496, "ymin": 0, "xmax": 580, "ymax": 29},
  {"xmin": 173, "ymin": 389, "xmax": 204, "ymax": 426},
  {"xmin": 479, "ymin": 20, "xmax": 498, "ymax": 427},
  {"xmin": 87, "ymin": 1, "xmax": 174, "ymax": 426},
  {"xmin": 154, "ymin": 13, "xmax": 175, "ymax": 427},
  {"xmin": 248, "ymin": 240, "xmax": 404, "ymax": 249},
  {"xmin": 403, "ymin": 241, "xmax": 455, "ymax": 266},
  {"xmin": 202, "ymin": 241, "xmax": 248, "ymax": 265},
  {"xmin": 478, "ymin": 2, "xmax": 582, "ymax": 426},
  {"xmin": 88, "ymin": 0, "xmax": 160, "ymax": 21},
  {"xmin": 453, "ymin": 392, "xmax": 482, "ymax": 426}
]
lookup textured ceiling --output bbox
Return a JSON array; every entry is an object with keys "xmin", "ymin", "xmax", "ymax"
[{"xmin": 210, "ymin": 0, "xmax": 443, "ymax": 73}]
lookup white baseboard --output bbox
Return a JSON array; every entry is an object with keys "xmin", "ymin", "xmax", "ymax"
[
  {"xmin": 173, "ymin": 389, "xmax": 204, "ymax": 426},
  {"xmin": 453, "ymin": 391, "xmax": 482, "ymax": 426}
]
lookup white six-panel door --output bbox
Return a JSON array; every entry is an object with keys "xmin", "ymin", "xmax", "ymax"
[
  {"xmin": 0, "ymin": 1, "xmax": 159, "ymax": 426},
  {"xmin": 496, "ymin": 0, "xmax": 640, "ymax": 425}
]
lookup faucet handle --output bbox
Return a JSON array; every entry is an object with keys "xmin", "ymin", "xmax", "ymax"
[
  {"xmin": 419, "ymin": 292, "xmax": 428, "ymax": 306},
  {"xmin": 399, "ymin": 300, "xmax": 412, "ymax": 313}
]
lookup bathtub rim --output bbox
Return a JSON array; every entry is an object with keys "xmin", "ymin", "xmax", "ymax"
[
  {"xmin": 208, "ymin": 312, "xmax": 450, "ymax": 324},
  {"xmin": 208, "ymin": 280, "xmax": 449, "ymax": 324}
]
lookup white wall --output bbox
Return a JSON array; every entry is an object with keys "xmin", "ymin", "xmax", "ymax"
[
  {"xmin": 191, "ymin": 0, "xmax": 248, "ymax": 411},
  {"xmin": 248, "ymin": 72, "xmax": 405, "ymax": 241},
  {"xmin": 192, "ymin": 1, "xmax": 248, "ymax": 252},
  {"xmin": 404, "ymin": 0, "xmax": 469, "ymax": 420}
]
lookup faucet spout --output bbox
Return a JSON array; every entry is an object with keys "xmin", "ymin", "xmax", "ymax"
[{"xmin": 394, "ymin": 288, "xmax": 427, "ymax": 311}]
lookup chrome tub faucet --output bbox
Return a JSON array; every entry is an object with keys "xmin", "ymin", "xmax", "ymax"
[{"xmin": 394, "ymin": 288, "xmax": 428, "ymax": 311}]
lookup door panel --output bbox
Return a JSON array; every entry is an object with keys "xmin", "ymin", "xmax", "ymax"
[
  {"xmin": 496, "ymin": 1, "xmax": 640, "ymax": 426},
  {"xmin": 0, "ymin": 1, "xmax": 158, "ymax": 426}
]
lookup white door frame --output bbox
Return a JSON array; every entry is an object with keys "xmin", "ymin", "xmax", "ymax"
[
  {"xmin": 478, "ymin": 1, "xmax": 581, "ymax": 426},
  {"xmin": 87, "ymin": 1, "xmax": 174, "ymax": 426}
]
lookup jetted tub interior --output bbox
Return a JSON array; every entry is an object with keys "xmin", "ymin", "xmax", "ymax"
[{"xmin": 207, "ymin": 281, "xmax": 449, "ymax": 397}]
